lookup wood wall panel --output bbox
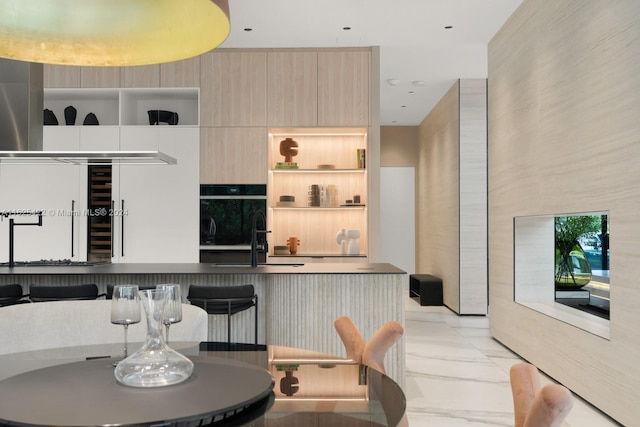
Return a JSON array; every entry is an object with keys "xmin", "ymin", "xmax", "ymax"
[
  {"xmin": 200, "ymin": 50, "xmax": 267, "ymax": 127},
  {"xmin": 81, "ymin": 67, "xmax": 121, "ymax": 88},
  {"xmin": 43, "ymin": 65, "xmax": 80, "ymax": 88},
  {"xmin": 267, "ymin": 51, "xmax": 318, "ymax": 127},
  {"xmin": 120, "ymin": 65, "xmax": 160, "ymax": 88},
  {"xmin": 458, "ymin": 79, "xmax": 487, "ymax": 314},
  {"xmin": 200, "ymin": 127, "xmax": 267, "ymax": 184},
  {"xmin": 417, "ymin": 80, "xmax": 487, "ymax": 315},
  {"xmin": 488, "ymin": 0, "xmax": 640, "ymax": 424},
  {"xmin": 418, "ymin": 82, "xmax": 460, "ymax": 312},
  {"xmin": 317, "ymin": 50, "xmax": 370, "ymax": 127},
  {"xmin": 160, "ymin": 57, "xmax": 201, "ymax": 88}
]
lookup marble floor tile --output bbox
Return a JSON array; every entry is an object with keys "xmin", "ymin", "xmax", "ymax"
[{"xmin": 402, "ymin": 292, "xmax": 621, "ymax": 427}]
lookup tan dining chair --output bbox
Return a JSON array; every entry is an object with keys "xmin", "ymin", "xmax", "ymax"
[
  {"xmin": 334, "ymin": 316, "xmax": 408, "ymax": 426},
  {"xmin": 333, "ymin": 315, "xmax": 403, "ymax": 375},
  {"xmin": 510, "ymin": 362, "xmax": 573, "ymax": 427}
]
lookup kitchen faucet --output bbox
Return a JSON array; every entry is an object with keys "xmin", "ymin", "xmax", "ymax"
[
  {"xmin": 250, "ymin": 210, "xmax": 270, "ymax": 267},
  {"xmin": 3, "ymin": 211, "xmax": 43, "ymax": 268}
]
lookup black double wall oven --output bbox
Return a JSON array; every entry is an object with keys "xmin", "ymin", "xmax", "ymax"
[{"xmin": 199, "ymin": 185, "xmax": 267, "ymax": 264}]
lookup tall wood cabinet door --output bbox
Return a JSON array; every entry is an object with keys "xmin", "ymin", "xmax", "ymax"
[
  {"xmin": 200, "ymin": 127, "xmax": 267, "ymax": 184},
  {"xmin": 267, "ymin": 51, "xmax": 318, "ymax": 127},
  {"xmin": 160, "ymin": 57, "xmax": 201, "ymax": 88},
  {"xmin": 43, "ymin": 65, "xmax": 81, "ymax": 88},
  {"xmin": 120, "ymin": 65, "xmax": 160, "ymax": 88},
  {"xmin": 200, "ymin": 51, "xmax": 267, "ymax": 127},
  {"xmin": 81, "ymin": 67, "xmax": 121, "ymax": 88},
  {"xmin": 317, "ymin": 50, "xmax": 370, "ymax": 127}
]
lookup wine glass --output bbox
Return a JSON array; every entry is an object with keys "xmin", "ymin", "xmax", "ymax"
[
  {"xmin": 156, "ymin": 284, "xmax": 182, "ymax": 344},
  {"xmin": 110, "ymin": 285, "xmax": 141, "ymax": 363}
]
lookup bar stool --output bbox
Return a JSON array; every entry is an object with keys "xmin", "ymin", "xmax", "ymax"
[
  {"xmin": 0, "ymin": 284, "xmax": 29, "ymax": 307},
  {"xmin": 187, "ymin": 285, "xmax": 258, "ymax": 345},
  {"xmin": 105, "ymin": 284, "xmax": 156, "ymax": 299},
  {"xmin": 29, "ymin": 284, "xmax": 105, "ymax": 302}
]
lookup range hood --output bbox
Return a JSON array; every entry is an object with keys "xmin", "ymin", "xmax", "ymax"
[{"xmin": 0, "ymin": 58, "xmax": 176, "ymax": 165}]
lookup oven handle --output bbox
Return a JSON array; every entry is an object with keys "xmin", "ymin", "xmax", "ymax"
[
  {"xmin": 70, "ymin": 200, "xmax": 75, "ymax": 258},
  {"xmin": 200, "ymin": 195, "xmax": 267, "ymax": 200},
  {"xmin": 111, "ymin": 200, "xmax": 115, "ymax": 258}
]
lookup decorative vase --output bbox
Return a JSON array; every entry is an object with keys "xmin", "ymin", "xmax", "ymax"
[
  {"xmin": 336, "ymin": 229, "xmax": 348, "ymax": 255},
  {"xmin": 64, "ymin": 105, "xmax": 77, "ymax": 125},
  {"xmin": 114, "ymin": 289, "xmax": 194, "ymax": 388},
  {"xmin": 287, "ymin": 237, "xmax": 300, "ymax": 254},
  {"xmin": 347, "ymin": 229, "xmax": 360, "ymax": 255},
  {"xmin": 555, "ymin": 241, "xmax": 592, "ymax": 289}
]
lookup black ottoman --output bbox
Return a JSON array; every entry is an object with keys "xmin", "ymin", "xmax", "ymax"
[{"xmin": 410, "ymin": 274, "xmax": 443, "ymax": 306}]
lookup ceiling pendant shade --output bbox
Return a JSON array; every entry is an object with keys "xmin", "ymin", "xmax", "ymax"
[{"xmin": 0, "ymin": 0, "xmax": 230, "ymax": 66}]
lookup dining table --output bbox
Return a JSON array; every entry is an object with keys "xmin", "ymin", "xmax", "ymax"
[{"xmin": 0, "ymin": 341, "xmax": 406, "ymax": 426}]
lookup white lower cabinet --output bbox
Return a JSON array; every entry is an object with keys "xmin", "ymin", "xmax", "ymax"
[{"xmin": 0, "ymin": 132, "xmax": 82, "ymax": 262}]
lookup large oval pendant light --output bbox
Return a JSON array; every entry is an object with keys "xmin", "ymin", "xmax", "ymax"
[{"xmin": 0, "ymin": 0, "xmax": 230, "ymax": 66}]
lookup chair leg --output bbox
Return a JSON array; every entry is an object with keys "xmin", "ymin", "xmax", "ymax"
[
  {"xmin": 254, "ymin": 296, "xmax": 258, "ymax": 345},
  {"xmin": 227, "ymin": 301, "xmax": 232, "ymax": 344}
]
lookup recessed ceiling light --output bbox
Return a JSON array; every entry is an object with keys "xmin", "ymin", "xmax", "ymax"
[
  {"xmin": 409, "ymin": 91, "xmax": 415, "ymax": 94},
  {"xmin": 412, "ymin": 80, "xmax": 426, "ymax": 87},
  {"xmin": 343, "ymin": 26, "xmax": 352, "ymax": 30},
  {"xmin": 401, "ymin": 105, "xmax": 406, "ymax": 108},
  {"xmin": 444, "ymin": 25, "xmax": 453, "ymax": 29},
  {"xmin": 244, "ymin": 28, "xmax": 253, "ymax": 31},
  {"xmin": 386, "ymin": 78, "xmax": 400, "ymax": 86}
]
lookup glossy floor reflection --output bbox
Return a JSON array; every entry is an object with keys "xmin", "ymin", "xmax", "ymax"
[{"xmin": 403, "ymin": 292, "xmax": 621, "ymax": 427}]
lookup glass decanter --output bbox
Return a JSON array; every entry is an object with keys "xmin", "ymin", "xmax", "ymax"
[{"xmin": 114, "ymin": 289, "xmax": 194, "ymax": 388}]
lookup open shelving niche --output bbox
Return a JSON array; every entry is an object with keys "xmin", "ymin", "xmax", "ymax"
[
  {"xmin": 43, "ymin": 87, "xmax": 200, "ymax": 127},
  {"xmin": 267, "ymin": 128, "xmax": 368, "ymax": 262}
]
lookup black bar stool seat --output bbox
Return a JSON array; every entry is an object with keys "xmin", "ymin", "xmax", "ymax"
[
  {"xmin": 29, "ymin": 284, "xmax": 104, "ymax": 302},
  {"xmin": 187, "ymin": 285, "xmax": 258, "ymax": 345},
  {"xmin": 0, "ymin": 284, "xmax": 29, "ymax": 307}
]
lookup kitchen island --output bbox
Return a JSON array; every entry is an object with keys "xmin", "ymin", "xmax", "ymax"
[{"xmin": 0, "ymin": 263, "xmax": 406, "ymax": 385}]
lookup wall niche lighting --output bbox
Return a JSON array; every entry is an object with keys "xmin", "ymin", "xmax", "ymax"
[{"xmin": 0, "ymin": 0, "xmax": 230, "ymax": 66}]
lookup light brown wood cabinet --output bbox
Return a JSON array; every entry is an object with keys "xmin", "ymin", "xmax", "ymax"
[
  {"xmin": 318, "ymin": 50, "xmax": 370, "ymax": 127},
  {"xmin": 200, "ymin": 50, "xmax": 267, "ymax": 127},
  {"xmin": 120, "ymin": 65, "xmax": 160, "ymax": 88},
  {"xmin": 200, "ymin": 127, "xmax": 268, "ymax": 184},
  {"xmin": 160, "ymin": 57, "xmax": 201, "ymax": 88},
  {"xmin": 267, "ymin": 51, "xmax": 318, "ymax": 127},
  {"xmin": 43, "ymin": 64, "xmax": 81, "ymax": 88},
  {"xmin": 81, "ymin": 67, "xmax": 121, "ymax": 88}
]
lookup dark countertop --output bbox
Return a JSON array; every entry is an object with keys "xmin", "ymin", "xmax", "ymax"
[{"xmin": 0, "ymin": 262, "xmax": 406, "ymax": 276}]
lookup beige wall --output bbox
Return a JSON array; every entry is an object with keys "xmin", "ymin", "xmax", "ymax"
[
  {"xmin": 416, "ymin": 79, "xmax": 487, "ymax": 314},
  {"xmin": 418, "ymin": 82, "xmax": 460, "ymax": 311},
  {"xmin": 488, "ymin": 1, "xmax": 640, "ymax": 424},
  {"xmin": 380, "ymin": 126, "xmax": 418, "ymax": 168}
]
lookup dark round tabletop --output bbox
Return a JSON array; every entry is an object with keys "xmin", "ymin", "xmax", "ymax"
[
  {"xmin": 0, "ymin": 342, "xmax": 406, "ymax": 427},
  {"xmin": 0, "ymin": 356, "xmax": 273, "ymax": 427}
]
